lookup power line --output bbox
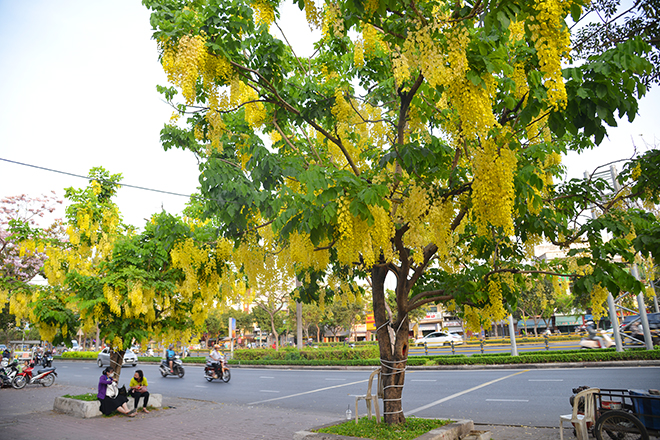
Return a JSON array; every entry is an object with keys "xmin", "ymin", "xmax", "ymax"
[{"xmin": 0, "ymin": 157, "xmax": 198, "ymax": 199}]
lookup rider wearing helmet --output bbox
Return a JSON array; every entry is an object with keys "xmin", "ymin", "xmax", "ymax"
[
  {"xmin": 586, "ymin": 322, "xmax": 604, "ymax": 348},
  {"xmin": 166, "ymin": 345, "xmax": 176, "ymax": 373},
  {"xmin": 209, "ymin": 344, "xmax": 225, "ymax": 379}
]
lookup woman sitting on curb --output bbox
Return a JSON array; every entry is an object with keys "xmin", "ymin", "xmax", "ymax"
[
  {"xmin": 98, "ymin": 367, "xmax": 135, "ymax": 417},
  {"xmin": 129, "ymin": 369, "xmax": 150, "ymax": 413}
]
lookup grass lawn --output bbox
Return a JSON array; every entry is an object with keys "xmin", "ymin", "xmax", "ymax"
[{"xmin": 315, "ymin": 417, "xmax": 451, "ymax": 440}]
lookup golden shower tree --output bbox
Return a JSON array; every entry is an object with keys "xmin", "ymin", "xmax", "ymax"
[{"xmin": 144, "ymin": 0, "xmax": 658, "ymax": 423}]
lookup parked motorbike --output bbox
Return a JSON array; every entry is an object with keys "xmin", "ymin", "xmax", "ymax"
[
  {"xmin": 12, "ymin": 363, "xmax": 57, "ymax": 389},
  {"xmin": 580, "ymin": 331, "xmax": 614, "ymax": 349},
  {"xmin": 0, "ymin": 360, "xmax": 20, "ymax": 388},
  {"xmin": 159, "ymin": 355, "xmax": 185, "ymax": 378},
  {"xmin": 204, "ymin": 357, "xmax": 230, "ymax": 383}
]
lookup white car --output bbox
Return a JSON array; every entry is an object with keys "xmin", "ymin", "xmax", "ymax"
[
  {"xmin": 414, "ymin": 331, "xmax": 463, "ymax": 346},
  {"xmin": 97, "ymin": 348, "xmax": 138, "ymax": 367}
]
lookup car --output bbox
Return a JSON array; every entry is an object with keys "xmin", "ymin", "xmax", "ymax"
[
  {"xmin": 414, "ymin": 331, "xmax": 463, "ymax": 347},
  {"xmin": 97, "ymin": 348, "xmax": 138, "ymax": 367}
]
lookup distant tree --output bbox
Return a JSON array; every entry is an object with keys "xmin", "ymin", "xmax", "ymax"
[
  {"xmin": 0, "ymin": 193, "xmax": 73, "ymax": 345},
  {"xmin": 40, "ymin": 169, "xmax": 241, "ymax": 378},
  {"xmin": 572, "ymin": 0, "xmax": 660, "ymax": 86},
  {"xmin": 323, "ymin": 298, "xmax": 366, "ymax": 342}
]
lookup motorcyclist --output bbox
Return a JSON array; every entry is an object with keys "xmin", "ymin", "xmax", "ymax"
[
  {"xmin": 586, "ymin": 323, "xmax": 604, "ymax": 348},
  {"xmin": 2, "ymin": 347, "xmax": 10, "ymax": 359},
  {"xmin": 209, "ymin": 344, "xmax": 225, "ymax": 379},
  {"xmin": 166, "ymin": 345, "xmax": 176, "ymax": 373}
]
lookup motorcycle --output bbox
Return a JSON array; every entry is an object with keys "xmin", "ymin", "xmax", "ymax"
[
  {"xmin": 580, "ymin": 331, "xmax": 614, "ymax": 349},
  {"xmin": 1, "ymin": 360, "xmax": 20, "ymax": 388},
  {"xmin": 12, "ymin": 363, "xmax": 57, "ymax": 389},
  {"xmin": 204, "ymin": 357, "xmax": 231, "ymax": 383},
  {"xmin": 159, "ymin": 355, "xmax": 185, "ymax": 378},
  {"xmin": 41, "ymin": 351, "xmax": 53, "ymax": 368}
]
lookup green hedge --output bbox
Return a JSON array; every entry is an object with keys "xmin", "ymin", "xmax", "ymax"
[
  {"xmin": 228, "ymin": 357, "xmax": 428, "ymax": 367},
  {"xmin": 232, "ymin": 346, "xmax": 379, "ymax": 362},
  {"xmin": 432, "ymin": 347, "xmax": 660, "ymax": 365},
  {"xmin": 61, "ymin": 351, "xmax": 98, "ymax": 359}
]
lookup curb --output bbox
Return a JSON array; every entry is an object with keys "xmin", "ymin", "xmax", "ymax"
[{"xmin": 293, "ymin": 419, "xmax": 473, "ymax": 440}]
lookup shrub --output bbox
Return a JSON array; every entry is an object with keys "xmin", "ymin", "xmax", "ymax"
[
  {"xmin": 61, "ymin": 351, "xmax": 99, "ymax": 359},
  {"xmin": 232, "ymin": 345, "xmax": 379, "ymax": 362}
]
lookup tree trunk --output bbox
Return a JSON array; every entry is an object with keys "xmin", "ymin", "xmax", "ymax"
[
  {"xmin": 372, "ymin": 265, "xmax": 408, "ymax": 425},
  {"xmin": 109, "ymin": 349, "xmax": 125, "ymax": 379}
]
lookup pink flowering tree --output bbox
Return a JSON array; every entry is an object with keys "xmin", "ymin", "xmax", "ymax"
[{"xmin": 0, "ymin": 193, "xmax": 75, "ymax": 344}]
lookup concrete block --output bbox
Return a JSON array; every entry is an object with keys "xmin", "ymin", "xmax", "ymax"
[
  {"xmin": 53, "ymin": 396, "xmax": 102, "ymax": 418},
  {"xmin": 462, "ymin": 430, "xmax": 492, "ymax": 440},
  {"xmin": 415, "ymin": 419, "xmax": 474, "ymax": 440},
  {"xmin": 53, "ymin": 393, "xmax": 163, "ymax": 418}
]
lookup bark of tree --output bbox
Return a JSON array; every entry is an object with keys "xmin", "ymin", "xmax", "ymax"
[
  {"xmin": 372, "ymin": 265, "xmax": 409, "ymax": 425},
  {"xmin": 109, "ymin": 349, "xmax": 125, "ymax": 379}
]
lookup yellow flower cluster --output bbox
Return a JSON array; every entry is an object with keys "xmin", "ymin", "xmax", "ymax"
[
  {"xmin": 354, "ymin": 40, "xmax": 365, "ymax": 67},
  {"xmin": 322, "ymin": 2, "xmax": 344, "ymax": 39},
  {"xmin": 330, "ymin": 89, "xmax": 369, "ymax": 170},
  {"xmin": 251, "ymin": 0, "xmax": 274, "ymax": 26},
  {"xmin": 162, "ymin": 34, "xmax": 207, "ymax": 104},
  {"xmin": 368, "ymin": 204, "xmax": 395, "ymax": 263},
  {"xmin": 484, "ymin": 275, "xmax": 508, "ymax": 322},
  {"xmin": 392, "ymin": 50, "xmax": 411, "ymax": 87},
  {"xmin": 590, "ymin": 283, "xmax": 609, "ymax": 322},
  {"xmin": 240, "ymin": 82, "xmax": 267, "ymax": 128},
  {"xmin": 512, "ymin": 62, "xmax": 529, "ymax": 104},
  {"xmin": 471, "ymin": 138, "xmax": 518, "ymax": 237},
  {"xmin": 285, "ymin": 230, "xmax": 331, "ymax": 272},
  {"xmin": 103, "ymin": 284, "xmax": 122, "ymax": 316},
  {"xmin": 398, "ymin": 184, "xmax": 431, "ymax": 264},
  {"xmin": 303, "ymin": 0, "xmax": 321, "ymax": 29},
  {"xmin": 529, "ymin": 0, "xmax": 573, "ymax": 110},
  {"xmin": 427, "ymin": 199, "xmax": 457, "ymax": 262},
  {"xmin": 462, "ymin": 304, "xmax": 485, "ymax": 333},
  {"xmin": 448, "ymin": 77, "xmax": 498, "ymax": 141}
]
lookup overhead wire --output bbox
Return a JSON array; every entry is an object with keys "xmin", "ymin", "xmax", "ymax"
[{"xmin": 0, "ymin": 157, "xmax": 201, "ymax": 200}]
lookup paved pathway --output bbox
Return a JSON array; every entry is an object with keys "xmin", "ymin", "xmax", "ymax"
[{"xmin": 0, "ymin": 383, "xmax": 575, "ymax": 439}]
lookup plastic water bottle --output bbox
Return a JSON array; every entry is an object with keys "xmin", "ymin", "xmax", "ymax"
[{"xmin": 346, "ymin": 404, "xmax": 352, "ymax": 420}]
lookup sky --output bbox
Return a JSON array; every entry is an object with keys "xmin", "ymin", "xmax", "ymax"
[{"xmin": 0, "ymin": 1, "xmax": 658, "ymax": 231}]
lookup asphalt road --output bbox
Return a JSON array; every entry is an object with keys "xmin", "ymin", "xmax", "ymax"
[{"xmin": 42, "ymin": 361, "xmax": 660, "ymax": 428}]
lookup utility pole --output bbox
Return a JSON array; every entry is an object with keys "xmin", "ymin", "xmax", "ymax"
[{"xmin": 296, "ymin": 278, "xmax": 303, "ymax": 350}]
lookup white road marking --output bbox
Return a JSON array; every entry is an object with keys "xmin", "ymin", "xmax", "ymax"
[
  {"xmin": 194, "ymin": 385, "xmax": 207, "ymax": 388},
  {"xmin": 73, "ymin": 374, "xmax": 82, "ymax": 377},
  {"xmin": 260, "ymin": 376, "xmax": 274, "ymax": 379},
  {"xmin": 260, "ymin": 390, "xmax": 280, "ymax": 393},
  {"xmin": 528, "ymin": 379, "xmax": 563, "ymax": 382},
  {"xmin": 411, "ymin": 380, "xmax": 437, "ymax": 382},
  {"xmin": 486, "ymin": 399, "xmax": 529, "ymax": 402},
  {"xmin": 248, "ymin": 379, "xmax": 368, "ymax": 405},
  {"xmin": 408, "ymin": 370, "xmax": 530, "ymax": 415},
  {"xmin": 325, "ymin": 378, "xmax": 346, "ymax": 381},
  {"xmin": 82, "ymin": 367, "xmax": 88, "ymax": 369}
]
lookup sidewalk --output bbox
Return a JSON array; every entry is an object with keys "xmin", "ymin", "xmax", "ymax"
[{"xmin": 0, "ymin": 384, "xmax": 575, "ymax": 440}]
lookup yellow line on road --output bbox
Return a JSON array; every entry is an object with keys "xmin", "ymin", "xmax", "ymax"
[{"xmin": 407, "ymin": 370, "xmax": 530, "ymax": 415}]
